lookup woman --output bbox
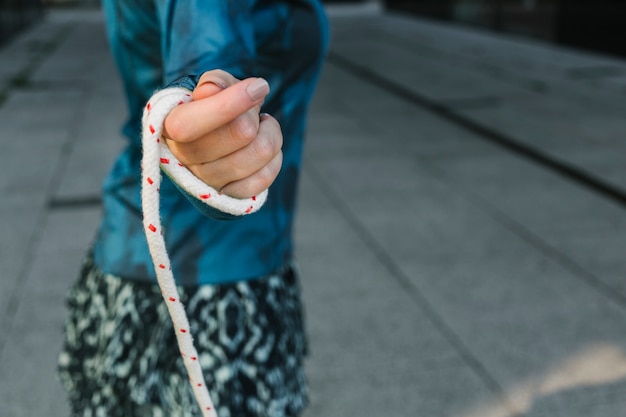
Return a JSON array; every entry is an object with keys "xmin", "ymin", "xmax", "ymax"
[{"xmin": 57, "ymin": 1, "xmax": 328, "ymax": 416}]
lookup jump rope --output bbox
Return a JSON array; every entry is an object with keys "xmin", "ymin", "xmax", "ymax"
[{"xmin": 141, "ymin": 87, "xmax": 268, "ymax": 417}]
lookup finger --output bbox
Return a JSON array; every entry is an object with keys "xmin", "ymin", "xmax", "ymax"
[
  {"xmin": 166, "ymin": 108, "xmax": 261, "ymax": 165},
  {"xmin": 192, "ymin": 82, "xmax": 223, "ymax": 101},
  {"xmin": 194, "ymin": 71, "xmax": 263, "ymax": 115},
  {"xmin": 192, "ymin": 70, "xmax": 239, "ymax": 101},
  {"xmin": 220, "ymin": 151, "xmax": 283, "ymax": 199},
  {"xmin": 164, "ymin": 77, "xmax": 270, "ymax": 143},
  {"xmin": 188, "ymin": 114, "xmax": 282, "ymax": 188}
]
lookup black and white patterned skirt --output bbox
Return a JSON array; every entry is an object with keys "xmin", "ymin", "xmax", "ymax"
[{"xmin": 57, "ymin": 255, "xmax": 308, "ymax": 417}]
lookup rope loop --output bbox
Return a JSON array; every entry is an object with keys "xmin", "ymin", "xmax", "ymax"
[{"xmin": 140, "ymin": 87, "xmax": 267, "ymax": 417}]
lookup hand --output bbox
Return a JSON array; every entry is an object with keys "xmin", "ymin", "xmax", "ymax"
[{"xmin": 163, "ymin": 70, "xmax": 283, "ymax": 199}]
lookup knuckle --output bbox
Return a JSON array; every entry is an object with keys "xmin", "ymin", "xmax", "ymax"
[
  {"xmin": 228, "ymin": 163, "xmax": 248, "ymax": 183},
  {"xmin": 241, "ymin": 177, "xmax": 269, "ymax": 198},
  {"xmin": 223, "ymin": 152, "xmax": 282, "ymax": 198},
  {"xmin": 231, "ymin": 116, "xmax": 257, "ymax": 143},
  {"xmin": 165, "ymin": 115, "xmax": 192, "ymax": 142},
  {"xmin": 175, "ymin": 149, "xmax": 196, "ymax": 167},
  {"xmin": 200, "ymin": 69, "xmax": 236, "ymax": 87},
  {"xmin": 255, "ymin": 168, "xmax": 273, "ymax": 189},
  {"xmin": 261, "ymin": 116, "xmax": 283, "ymax": 147},
  {"xmin": 166, "ymin": 141, "xmax": 188, "ymax": 165},
  {"xmin": 196, "ymin": 163, "xmax": 227, "ymax": 190},
  {"xmin": 212, "ymin": 69, "xmax": 237, "ymax": 84},
  {"xmin": 257, "ymin": 152, "xmax": 282, "ymax": 185},
  {"xmin": 211, "ymin": 69, "xmax": 228, "ymax": 79},
  {"xmin": 219, "ymin": 157, "xmax": 248, "ymax": 185},
  {"xmin": 251, "ymin": 133, "xmax": 276, "ymax": 162}
]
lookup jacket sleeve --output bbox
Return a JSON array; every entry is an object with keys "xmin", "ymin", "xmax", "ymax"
[{"xmin": 161, "ymin": 0, "xmax": 256, "ymax": 84}]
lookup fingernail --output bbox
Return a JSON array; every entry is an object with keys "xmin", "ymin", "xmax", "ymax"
[{"xmin": 246, "ymin": 78, "xmax": 269, "ymax": 101}]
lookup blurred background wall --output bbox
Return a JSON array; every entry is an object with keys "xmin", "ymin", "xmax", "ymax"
[
  {"xmin": 385, "ymin": 0, "xmax": 626, "ymax": 58},
  {"xmin": 0, "ymin": 0, "xmax": 43, "ymax": 45},
  {"xmin": 5, "ymin": 0, "xmax": 625, "ymax": 59}
]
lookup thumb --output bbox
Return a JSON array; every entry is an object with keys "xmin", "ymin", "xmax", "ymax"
[{"xmin": 164, "ymin": 76, "xmax": 269, "ymax": 142}]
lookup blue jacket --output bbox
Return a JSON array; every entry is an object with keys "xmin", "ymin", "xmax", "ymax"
[{"xmin": 93, "ymin": 0, "xmax": 328, "ymax": 285}]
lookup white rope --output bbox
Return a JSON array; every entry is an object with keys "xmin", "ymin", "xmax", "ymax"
[{"xmin": 140, "ymin": 87, "xmax": 268, "ymax": 417}]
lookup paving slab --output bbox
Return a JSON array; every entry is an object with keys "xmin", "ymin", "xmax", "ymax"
[
  {"xmin": 333, "ymin": 13, "xmax": 626, "ymax": 100},
  {"xmin": 0, "ymin": 89, "xmax": 84, "ymax": 321},
  {"xmin": 30, "ymin": 9, "xmax": 109, "ymax": 84},
  {"xmin": 432, "ymin": 150, "xmax": 626, "ymax": 239},
  {"xmin": 297, "ymin": 171, "xmax": 506, "ymax": 417},
  {"xmin": 0, "ymin": 207, "xmax": 99, "ymax": 417},
  {"xmin": 328, "ymin": 12, "xmax": 626, "ymax": 201},
  {"xmin": 297, "ymin": 171, "xmax": 466, "ymax": 371},
  {"xmin": 0, "ymin": 16, "xmax": 70, "ymax": 88},
  {"xmin": 53, "ymin": 85, "xmax": 126, "ymax": 200},
  {"xmin": 455, "ymin": 93, "xmax": 624, "ymax": 149},
  {"xmin": 0, "ymin": 202, "xmax": 42, "ymax": 319},
  {"xmin": 454, "ymin": 95, "xmax": 626, "ymax": 193},
  {"xmin": 308, "ymin": 64, "xmax": 498, "ymax": 159},
  {"xmin": 551, "ymin": 142, "xmax": 626, "ymax": 191},
  {"xmin": 332, "ymin": 36, "xmax": 530, "ymax": 102},
  {"xmin": 551, "ymin": 234, "xmax": 626, "ymax": 301}
]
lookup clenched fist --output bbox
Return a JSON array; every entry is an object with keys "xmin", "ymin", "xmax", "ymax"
[{"xmin": 163, "ymin": 69, "xmax": 283, "ymax": 199}]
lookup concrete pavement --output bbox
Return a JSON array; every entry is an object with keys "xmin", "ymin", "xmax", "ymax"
[{"xmin": 1, "ymin": 4, "xmax": 626, "ymax": 417}]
